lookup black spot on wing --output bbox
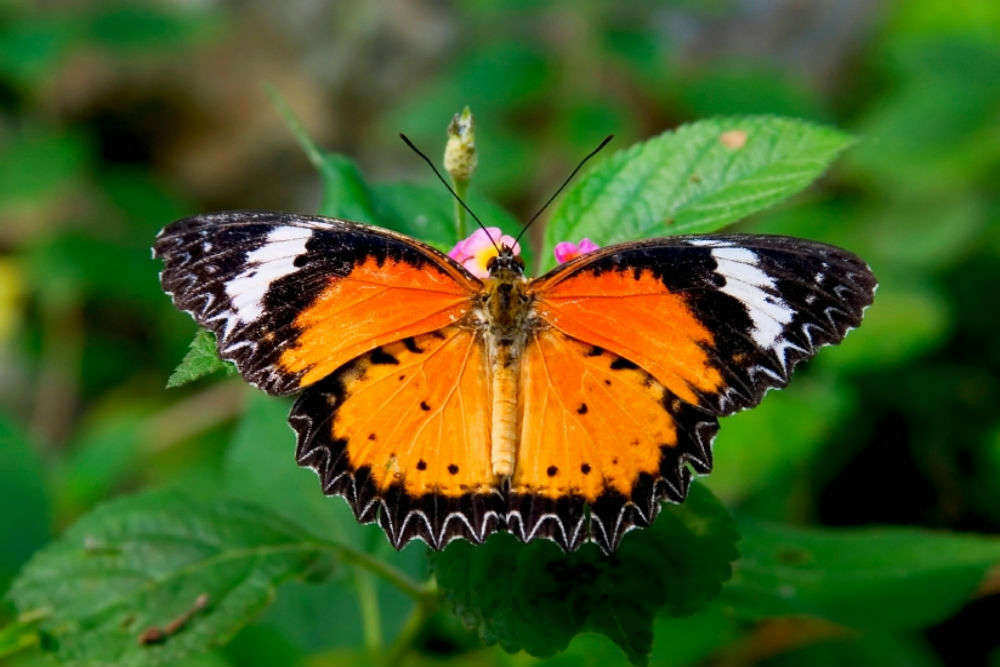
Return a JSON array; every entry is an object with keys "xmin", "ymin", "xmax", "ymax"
[{"xmin": 370, "ymin": 348, "xmax": 399, "ymax": 365}]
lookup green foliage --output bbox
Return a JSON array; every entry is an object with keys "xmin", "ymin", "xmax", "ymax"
[
  {"xmin": 432, "ymin": 484, "xmax": 738, "ymax": 665},
  {"xmin": 706, "ymin": 376, "xmax": 855, "ymax": 503},
  {"xmin": 0, "ymin": 129, "xmax": 91, "ymax": 208},
  {"xmin": 166, "ymin": 331, "xmax": 237, "ymax": 389},
  {"xmin": 543, "ymin": 116, "xmax": 852, "ymax": 267},
  {"xmin": 0, "ymin": 416, "xmax": 50, "ymax": 588},
  {"xmin": 7, "ymin": 489, "xmax": 333, "ymax": 667},
  {"xmin": 724, "ymin": 519, "xmax": 1000, "ymax": 630}
]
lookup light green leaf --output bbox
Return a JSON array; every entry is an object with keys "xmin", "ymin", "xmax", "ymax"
[
  {"xmin": 723, "ymin": 519, "xmax": 1000, "ymax": 630},
  {"xmin": 432, "ymin": 483, "xmax": 739, "ymax": 665},
  {"xmin": 167, "ymin": 330, "xmax": 236, "ymax": 389},
  {"xmin": 7, "ymin": 489, "xmax": 333, "ymax": 667},
  {"xmin": 543, "ymin": 116, "xmax": 852, "ymax": 269}
]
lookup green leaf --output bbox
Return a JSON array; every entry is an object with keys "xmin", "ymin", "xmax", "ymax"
[
  {"xmin": 431, "ymin": 483, "xmax": 739, "ymax": 665},
  {"xmin": 0, "ymin": 415, "xmax": 50, "ymax": 589},
  {"xmin": 224, "ymin": 393, "xmax": 359, "ymax": 544},
  {"xmin": 705, "ymin": 376, "xmax": 855, "ymax": 503},
  {"xmin": 769, "ymin": 632, "xmax": 942, "ymax": 667},
  {"xmin": 167, "ymin": 330, "xmax": 237, "ymax": 389},
  {"xmin": 7, "ymin": 489, "xmax": 332, "ymax": 667},
  {"xmin": 543, "ymin": 116, "xmax": 852, "ymax": 269},
  {"xmin": 723, "ymin": 519, "xmax": 1000, "ymax": 630},
  {"xmin": 815, "ymin": 278, "xmax": 950, "ymax": 373},
  {"xmin": 316, "ymin": 154, "xmax": 380, "ymax": 224}
]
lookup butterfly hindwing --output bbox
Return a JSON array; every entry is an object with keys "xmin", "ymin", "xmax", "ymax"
[
  {"xmin": 289, "ymin": 326, "xmax": 503, "ymax": 550},
  {"xmin": 512, "ymin": 329, "xmax": 717, "ymax": 553},
  {"xmin": 533, "ymin": 234, "xmax": 876, "ymax": 417},
  {"xmin": 154, "ymin": 211, "xmax": 480, "ymax": 395}
]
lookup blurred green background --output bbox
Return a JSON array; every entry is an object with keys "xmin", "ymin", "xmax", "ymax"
[{"xmin": 2, "ymin": 1, "xmax": 1000, "ymax": 666}]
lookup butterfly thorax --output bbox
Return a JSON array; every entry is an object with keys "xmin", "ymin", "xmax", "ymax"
[{"xmin": 478, "ymin": 248, "xmax": 536, "ymax": 478}]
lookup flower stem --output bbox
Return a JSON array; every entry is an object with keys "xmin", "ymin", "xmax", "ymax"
[
  {"xmin": 330, "ymin": 543, "xmax": 433, "ymax": 603},
  {"xmin": 453, "ymin": 180, "xmax": 469, "ymax": 240},
  {"xmin": 354, "ymin": 570, "xmax": 382, "ymax": 651}
]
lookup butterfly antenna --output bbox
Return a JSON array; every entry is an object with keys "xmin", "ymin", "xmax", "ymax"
[
  {"xmin": 514, "ymin": 134, "xmax": 614, "ymax": 244},
  {"xmin": 399, "ymin": 133, "xmax": 500, "ymax": 253}
]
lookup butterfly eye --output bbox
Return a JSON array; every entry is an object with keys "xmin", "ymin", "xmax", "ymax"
[{"xmin": 486, "ymin": 256, "xmax": 497, "ymax": 271}]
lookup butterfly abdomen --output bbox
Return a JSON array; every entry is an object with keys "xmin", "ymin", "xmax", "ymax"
[
  {"xmin": 481, "ymin": 272, "xmax": 534, "ymax": 478},
  {"xmin": 490, "ymin": 360, "xmax": 519, "ymax": 477}
]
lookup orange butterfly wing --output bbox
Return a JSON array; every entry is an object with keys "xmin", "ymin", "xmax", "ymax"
[
  {"xmin": 532, "ymin": 235, "xmax": 876, "ymax": 415},
  {"xmin": 519, "ymin": 234, "xmax": 875, "ymax": 551},
  {"xmin": 154, "ymin": 211, "xmax": 479, "ymax": 395},
  {"xmin": 510, "ymin": 329, "xmax": 714, "ymax": 551},
  {"xmin": 290, "ymin": 326, "xmax": 502, "ymax": 548}
]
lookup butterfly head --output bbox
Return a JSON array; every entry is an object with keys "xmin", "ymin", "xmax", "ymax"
[{"xmin": 486, "ymin": 246, "xmax": 525, "ymax": 280}]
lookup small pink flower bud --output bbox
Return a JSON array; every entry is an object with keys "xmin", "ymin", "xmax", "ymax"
[{"xmin": 553, "ymin": 238, "xmax": 600, "ymax": 264}]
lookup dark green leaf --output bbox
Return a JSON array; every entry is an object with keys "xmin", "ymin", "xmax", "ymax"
[
  {"xmin": 769, "ymin": 632, "xmax": 942, "ymax": 667},
  {"xmin": 815, "ymin": 278, "xmax": 950, "ymax": 373},
  {"xmin": 706, "ymin": 376, "xmax": 855, "ymax": 503},
  {"xmin": 431, "ymin": 483, "xmax": 739, "ymax": 665},
  {"xmin": 167, "ymin": 330, "xmax": 237, "ymax": 389},
  {"xmin": 0, "ymin": 414, "xmax": 50, "ymax": 588},
  {"xmin": 543, "ymin": 116, "xmax": 852, "ymax": 269},
  {"xmin": 7, "ymin": 489, "xmax": 332, "ymax": 667},
  {"xmin": 723, "ymin": 519, "xmax": 1000, "ymax": 630}
]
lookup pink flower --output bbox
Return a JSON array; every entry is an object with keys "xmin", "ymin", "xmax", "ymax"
[
  {"xmin": 447, "ymin": 227, "xmax": 521, "ymax": 279},
  {"xmin": 553, "ymin": 238, "xmax": 600, "ymax": 263}
]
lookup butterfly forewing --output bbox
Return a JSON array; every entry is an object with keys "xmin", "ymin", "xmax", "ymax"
[
  {"xmin": 154, "ymin": 211, "xmax": 480, "ymax": 395},
  {"xmin": 533, "ymin": 234, "xmax": 876, "ymax": 416}
]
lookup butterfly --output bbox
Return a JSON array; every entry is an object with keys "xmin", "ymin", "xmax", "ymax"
[{"xmin": 154, "ymin": 211, "xmax": 875, "ymax": 554}]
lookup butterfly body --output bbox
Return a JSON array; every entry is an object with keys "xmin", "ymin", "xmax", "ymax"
[
  {"xmin": 478, "ymin": 250, "xmax": 534, "ymax": 477},
  {"xmin": 155, "ymin": 211, "xmax": 876, "ymax": 554}
]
